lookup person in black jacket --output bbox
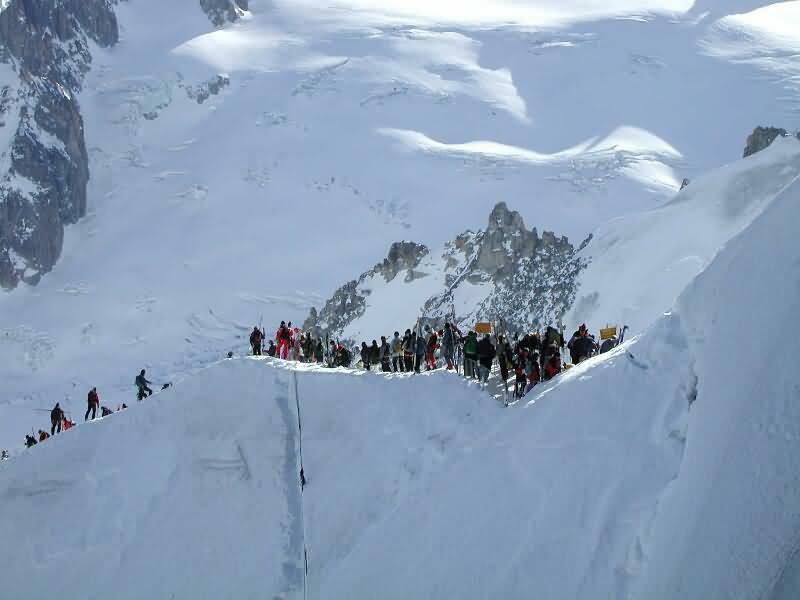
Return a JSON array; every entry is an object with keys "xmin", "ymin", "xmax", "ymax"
[
  {"xmin": 361, "ymin": 342, "xmax": 371, "ymax": 371},
  {"xmin": 476, "ymin": 335, "xmax": 496, "ymax": 383},
  {"xmin": 135, "ymin": 369, "xmax": 153, "ymax": 401},
  {"xmin": 249, "ymin": 326, "xmax": 264, "ymax": 356},
  {"xmin": 50, "ymin": 402, "xmax": 65, "ymax": 435}
]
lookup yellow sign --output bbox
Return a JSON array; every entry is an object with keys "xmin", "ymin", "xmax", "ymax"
[
  {"xmin": 474, "ymin": 322, "xmax": 492, "ymax": 334},
  {"xmin": 600, "ymin": 326, "xmax": 618, "ymax": 341}
]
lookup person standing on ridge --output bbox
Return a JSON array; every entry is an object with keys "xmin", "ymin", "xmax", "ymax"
[
  {"xmin": 361, "ymin": 342, "xmax": 371, "ymax": 371},
  {"xmin": 414, "ymin": 332, "xmax": 426, "ymax": 374},
  {"xmin": 391, "ymin": 331, "xmax": 404, "ymax": 373},
  {"xmin": 276, "ymin": 321, "xmax": 290, "ymax": 360},
  {"xmin": 250, "ymin": 326, "xmax": 264, "ymax": 356},
  {"xmin": 442, "ymin": 323, "xmax": 456, "ymax": 370},
  {"xmin": 463, "ymin": 331, "xmax": 478, "ymax": 379},
  {"xmin": 379, "ymin": 336, "xmax": 391, "ymax": 372},
  {"xmin": 136, "ymin": 369, "xmax": 153, "ymax": 401},
  {"xmin": 85, "ymin": 387, "xmax": 100, "ymax": 421},
  {"xmin": 476, "ymin": 334, "xmax": 496, "ymax": 383},
  {"xmin": 403, "ymin": 330, "xmax": 414, "ymax": 372},
  {"xmin": 50, "ymin": 402, "xmax": 65, "ymax": 435}
]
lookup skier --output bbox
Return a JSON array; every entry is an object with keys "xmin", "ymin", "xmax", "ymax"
[
  {"xmin": 476, "ymin": 334, "xmax": 496, "ymax": 383},
  {"xmin": 63, "ymin": 418, "xmax": 75, "ymax": 431},
  {"xmin": 391, "ymin": 332, "xmax": 404, "ymax": 373},
  {"xmin": 135, "ymin": 369, "xmax": 153, "ymax": 402},
  {"xmin": 38, "ymin": 429, "xmax": 50, "ymax": 442},
  {"xmin": 85, "ymin": 387, "xmax": 100, "ymax": 421},
  {"xmin": 442, "ymin": 323, "xmax": 456, "ymax": 370},
  {"xmin": 50, "ymin": 402, "xmax": 65, "ymax": 435},
  {"xmin": 276, "ymin": 321, "xmax": 290, "ymax": 360},
  {"xmin": 25, "ymin": 434, "xmax": 37, "ymax": 448},
  {"xmin": 463, "ymin": 331, "xmax": 478, "ymax": 379},
  {"xmin": 361, "ymin": 342, "xmax": 371, "ymax": 371},
  {"xmin": 379, "ymin": 336, "xmax": 391, "ymax": 372},
  {"xmin": 266, "ymin": 340, "xmax": 277, "ymax": 357},
  {"xmin": 101, "ymin": 406, "xmax": 114, "ymax": 417},
  {"xmin": 249, "ymin": 326, "xmax": 264, "ymax": 356}
]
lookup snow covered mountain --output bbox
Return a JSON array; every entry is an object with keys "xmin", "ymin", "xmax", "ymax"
[{"xmin": 2, "ymin": 158, "xmax": 799, "ymax": 599}]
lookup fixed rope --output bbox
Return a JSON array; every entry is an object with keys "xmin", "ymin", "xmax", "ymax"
[{"xmin": 292, "ymin": 370, "xmax": 309, "ymax": 600}]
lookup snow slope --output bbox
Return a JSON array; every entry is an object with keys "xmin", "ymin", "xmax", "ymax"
[
  {"xmin": 4, "ymin": 166, "xmax": 799, "ymax": 597},
  {"xmin": 568, "ymin": 135, "xmax": 800, "ymax": 335}
]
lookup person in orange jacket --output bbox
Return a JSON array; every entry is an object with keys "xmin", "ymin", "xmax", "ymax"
[{"xmin": 38, "ymin": 430, "xmax": 50, "ymax": 442}]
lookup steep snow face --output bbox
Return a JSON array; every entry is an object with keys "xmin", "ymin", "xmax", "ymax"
[
  {"xmin": 630, "ymin": 154, "xmax": 800, "ymax": 600},
  {"xmin": 568, "ymin": 136, "xmax": 800, "ymax": 335}
]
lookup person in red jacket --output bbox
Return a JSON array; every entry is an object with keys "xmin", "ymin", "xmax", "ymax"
[
  {"xmin": 544, "ymin": 352, "xmax": 562, "ymax": 381},
  {"xmin": 426, "ymin": 328, "xmax": 439, "ymax": 370},
  {"xmin": 38, "ymin": 430, "xmax": 50, "ymax": 442},
  {"xmin": 276, "ymin": 321, "xmax": 290, "ymax": 360},
  {"xmin": 85, "ymin": 387, "xmax": 100, "ymax": 421}
]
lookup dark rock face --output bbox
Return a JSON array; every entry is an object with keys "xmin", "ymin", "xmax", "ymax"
[
  {"xmin": 307, "ymin": 202, "xmax": 588, "ymax": 341},
  {"xmin": 199, "ymin": 0, "xmax": 249, "ymax": 26},
  {"xmin": 743, "ymin": 126, "xmax": 788, "ymax": 158},
  {"xmin": 0, "ymin": 0, "xmax": 118, "ymax": 288}
]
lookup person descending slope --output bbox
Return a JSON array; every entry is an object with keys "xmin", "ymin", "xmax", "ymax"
[
  {"xmin": 50, "ymin": 402, "xmax": 64, "ymax": 435},
  {"xmin": 85, "ymin": 387, "xmax": 100, "ymax": 421},
  {"xmin": 38, "ymin": 429, "xmax": 50, "ymax": 442},
  {"xmin": 25, "ymin": 434, "xmax": 37, "ymax": 448},
  {"xmin": 249, "ymin": 326, "xmax": 264, "ymax": 356},
  {"xmin": 135, "ymin": 369, "xmax": 154, "ymax": 401}
]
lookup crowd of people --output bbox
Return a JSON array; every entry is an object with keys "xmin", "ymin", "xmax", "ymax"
[
  {"xmin": 8, "ymin": 318, "xmax": 623, "ymax": 454},
  {"xmin": 248, "ymin": 320, "xmax": 625, "ymax": 401}
]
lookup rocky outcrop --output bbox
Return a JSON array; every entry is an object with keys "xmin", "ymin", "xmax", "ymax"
[
  {"xmin": 303, "ymin": 241, "xmax": 430, "ymax": 336},
  {"xmin": 0, "ymin": 0, "xmax": 119, "ymax": 288},
  {"xmin": 422, "ymin": 202, "xmax": 585, "ymax": 332},
  {"xmin": 743, "ymin": 126, "xmax": 789, "ymax": 158},
  {"xmin": 307, "ymin": 202, "xmax": 588, "ymax": 341},
  {"xmin": 199, "ymin": 0, "xmax": 249, "ymax": 26}
]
